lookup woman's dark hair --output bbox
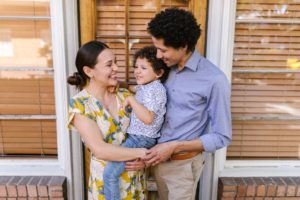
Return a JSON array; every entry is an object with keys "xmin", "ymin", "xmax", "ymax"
[
  {"xmin": 67, "ymin": 40, "xmax": 109, "ymax": 90},
  {"xmin": 147, "ymin": 7, "xmax": 201, "ymax": 52},
  {"xmin": 133, "ymin": 46, "xmax": 170, "ymax": 83}
]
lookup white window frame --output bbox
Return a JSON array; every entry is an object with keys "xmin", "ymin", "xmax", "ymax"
[
  {"xmin": 0, "ymin": 0, "xmax": 83, "ymax": 199},
  {"xmin": 206, "ymin": 1, "xmax": 300, "ymax": 200}
]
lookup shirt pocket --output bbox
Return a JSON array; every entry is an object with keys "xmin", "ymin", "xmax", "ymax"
[{"xmin": 189, "ymin": 92, "xmax": 207, "ymax": 107}]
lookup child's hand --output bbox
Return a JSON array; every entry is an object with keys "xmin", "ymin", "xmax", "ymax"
[{"xmin": 121, "ymin": 96, "xmax": 134, "ymax": 111}]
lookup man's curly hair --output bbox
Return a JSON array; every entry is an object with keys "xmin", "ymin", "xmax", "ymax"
[
  {"xmin": 148, "ymin": 7, "xmax": 201, "ymax": 52},
  {"xmin": 133, "ymin": 46, "xmax": 170, "ymax": 83}
]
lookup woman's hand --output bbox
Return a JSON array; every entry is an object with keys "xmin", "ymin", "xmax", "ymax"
[{"xmin": 125, "ymin": 159, "xmax": 146, "ymax": 171}]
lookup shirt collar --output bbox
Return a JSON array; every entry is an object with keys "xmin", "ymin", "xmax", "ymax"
[
  {"xmin": 140, "ymin": 79, "xmax": 161, "ymax": 89},
  {"xmin": 184, "ymin": 50, "xmax": 202, "ymax": 72}
]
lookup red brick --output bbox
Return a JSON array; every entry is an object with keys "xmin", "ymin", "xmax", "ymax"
[
  {"xmin": 0, "ymin": 176, "xmax": 12, "ymax": 197},
  {"xmin": 17, "ymin": 198, "xmax": 27, "ymax": 200},
  {"xmin": 222, "ymin": 191, "xmax": 236, "ymax": 197},
  {"xmin": 297, "ymin": 185, "xmax": 300, "ymax": 196},
  {"xmin": 220, "ymin": 177, "xmax": 237, "ymax": 191},
  {"xmin": 221, "ymin": 198, "xmax": 235, "ymax": 200},
  {"xmin": 273, "ymin": 177, "xmax": 286, "ymax": 197},
  {"xmin": 236, "ymin": 198, "xmax": 245, "ymax": 200},
  {"xmin": 292, "ymin": 177, "xmax": 300, "ymax": 196},
  {"xmin": 282, "ymin": 177, "xmax": 296, "ymax": 197},
  {"xmin": 264, "ymin": 177, "xmax": 277, "ymax": 197},
  {"xmin": 27, "ymin": 177, "xmax": 41, "ymax": 197},
  {"xmin": 245, "ymin": 198, "xmax": 254, "ymax": 200},
  {"xmin": 38, "ymin": 198, "xmax": 49, "ymax": 200},
  {"xmin": 264, "ymin": 198, "xmax": 273, "ymax": 200},
  {"xmin": 7, "ymin": 198, "xmax": 17, "ymax": 200},
  {"xmin": 17, "ymin": 177, "xmax": 31, "ymax": 197},
  {"xmin": 49, "ymin": 190, "xmax": 64, "ymax": 197},
  {"xmin": 253, "ymin": 177, "xmax": 266, "ymax": 197},
  {"xmin": 48, "ymin": 177, "xmax": 66, "ymax": 198},
  {"xmin": 38, "ymin": 177, "xmax": 50, "ymax": 197},
  {"xmin": 254, "ymin": 198, "xmax": 263, "ymax": 200},
  {"xmin": 244, "ymin": 178, "xmax": 256, "ymax": 197},
  {"xmin": 7, "ymin": 176, "xmax": 21, "ymax": 197},
  {"xmin": 256, "ymin": 185, "xmax": 266, "ymax": 197},
  {"xmin": 17, "ymin": 185, "xmax": 27, "ymax": 197},
  {"xmin": 0, "ymin": 185, "xmax": 7, "ymax": 197},
  {"xmin": 235, "ymin": 178, "xmax": 247, "ymax": 197}
]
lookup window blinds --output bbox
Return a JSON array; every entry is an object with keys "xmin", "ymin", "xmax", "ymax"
[{"xmin": 227, "ymin": 0, "xmax": 300, "ymax": 159}]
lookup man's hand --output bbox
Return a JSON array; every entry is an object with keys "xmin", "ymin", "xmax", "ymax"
[
  {"xmin": 143, "ymin": 141, "xmax": 178, "ymax": 166},
  {"xmin": 125, "ymin": 159, "xmax": 146, "ymax": 171}
]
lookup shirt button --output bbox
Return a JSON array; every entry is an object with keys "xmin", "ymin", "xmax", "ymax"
[{"xmin": 172, "ymin": 89, "xmax": 175, "ymax": 92}]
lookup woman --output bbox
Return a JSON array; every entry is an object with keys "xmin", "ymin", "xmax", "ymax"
[{"xmin": 67, "ymin": 40, "xmax": 147, "ymax": 199}]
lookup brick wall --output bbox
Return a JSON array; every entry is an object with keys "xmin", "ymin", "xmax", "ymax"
[
  {"xmin": 0, "ymin": 176, "xmax": 67, "ymax": 199},
  {"xmin": 218, "ymin": 177, "xmax": 300, "ymax": 200}
]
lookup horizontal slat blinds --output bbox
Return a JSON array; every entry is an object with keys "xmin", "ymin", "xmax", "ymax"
[
  {"xmin": 0, "ymin": 0, "xmax": 57, "ymax": 157},
  {"xmin": 227, "ymin": 0, "xmax": 300, "ymax": 160},
  {"xmin": 230, "ymin": 120, "xmax": 300, "ymax": 158},
  {"xmin": 0, "ymin": 1, "xmax": 49, "ymax": 16},
  {"xmin": 96, "ymin": 0, "xmax": 190, "ymax": 83},
  {"xmin": 0, "ymin": 120, "xmax": 57, "ymax": 155},
  {"xmin": 0, "ymin": 77, "xmax": 55, "ymax": 115}
]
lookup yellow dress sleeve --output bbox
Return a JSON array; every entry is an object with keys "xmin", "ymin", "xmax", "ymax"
[
  {"xmin": 68, "ymin": 97, "xmax": 86, "ymax": 130},
  {"xmin": 117, "ymin": 88, "xmax": 132, "ymax": 101}
]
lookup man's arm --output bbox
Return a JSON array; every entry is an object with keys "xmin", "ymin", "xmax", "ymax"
[
  {"xmin": 144, "ymin": 139, "xmax": 204, "ymax": 166},
  {"xmin": 199, "ymin": 75, "xmax": 232, "ymax": 152},
  {"xmin": 144, "ymin": 75, "xmax": 232, "ymax": 165}
]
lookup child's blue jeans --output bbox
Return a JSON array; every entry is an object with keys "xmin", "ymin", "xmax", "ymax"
[{"xmin": 103, "ymin": 134, "xmax": 156, "ymax": 200}]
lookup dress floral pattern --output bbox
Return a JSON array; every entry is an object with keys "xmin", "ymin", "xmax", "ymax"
[{"xmin": 68, "ymin": 88, "xmax": 146, "ymax": 200}]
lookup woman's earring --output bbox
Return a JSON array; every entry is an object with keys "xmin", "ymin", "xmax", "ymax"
[{"xmin": 90, "ymin": 76, "xmax": 95, "ymax": 83}]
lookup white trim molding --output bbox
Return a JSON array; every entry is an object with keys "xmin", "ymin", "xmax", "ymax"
[
  {"xmin": 205, "ymin": 0, "xmax": 237, "ymax": 200},
  {"xmin": 63, "ymin": 0, "xmax": 85, "ymax": 199},
  {"xmin": 0, "ymin": 0, "xmax": 75, "ymax": 199},
  {"xmin": 206, "ymin": 0, "xmax": 300, "ymax": 200},
  {"xmin": 50, "ymin": 0, "xmax": 74, "ymax": 199}
]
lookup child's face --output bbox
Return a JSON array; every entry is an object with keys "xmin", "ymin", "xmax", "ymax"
[{"xmin": 134, "ymin": 58, "xmax": 160, "ymax": 85}]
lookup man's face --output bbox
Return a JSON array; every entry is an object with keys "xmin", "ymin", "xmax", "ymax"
[{"xmin": 152, "ymin": 37, "xmax": 187, "ymax": 67}]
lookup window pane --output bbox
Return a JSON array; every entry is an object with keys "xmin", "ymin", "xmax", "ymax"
[
  {"xmin": 0, "ymin": 0, "xmax": 50, "ymax": 17},
  {"xmin": 0, "ymin": 0, "xmax": 56, "ymax": 158},
  {"xmin": 0, "ymin": 71, "xmax": 55, "ymax": 115},
  {"xmin": 0, "ymin": 120, "xmax": 57, "ymax": 156},
  {"xmin": 227, "ymin": 0, "xmax": 300, "ymax": 160},
  {"xmin": 0, "ymin": 20, "xmax": 52, "ymax": 68},
  {"xmin": 97, "ymin": 0, "xmax": 125, "ymax": 37},
  {"xmin": 96, "ymin": 0, "xmax": 190, "ymax": 83}
]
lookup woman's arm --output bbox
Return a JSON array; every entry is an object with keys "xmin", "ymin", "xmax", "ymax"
[
  {"xmin": 123, "ymin": 96, "xmax": 155, "ymax": 125},
  {"xmin": 73, "ymin": 113, "xmax": 146, "ymax": 161}
]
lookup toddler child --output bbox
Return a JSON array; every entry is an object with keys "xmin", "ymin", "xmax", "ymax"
[{"xmin": 103, "ymin": 45, "xmax": 169, "ymax": 200}]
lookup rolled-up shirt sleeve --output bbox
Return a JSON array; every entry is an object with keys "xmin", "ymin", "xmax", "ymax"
[
  {"xmin": 199, "ymin": 75, "xmax": 232, "ymax": 152},
  {"xmin": 142, "ymin": 88, "xmax": 166, "ymax": 115}
]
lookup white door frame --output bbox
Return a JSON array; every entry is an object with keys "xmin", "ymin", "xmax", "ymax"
[{"xmin": 200, "ymin": 0, "xmax": 237, "ymax": 200}]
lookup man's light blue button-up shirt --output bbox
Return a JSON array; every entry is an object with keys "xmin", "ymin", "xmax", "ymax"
[{"xmin": 158, "ymin": 50, "xmax": 232, "ymax": 152}]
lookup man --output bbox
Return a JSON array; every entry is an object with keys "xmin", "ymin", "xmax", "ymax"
[{"xmin": 144, "ymin": 8, "xmax": 232, "ymax": 200}]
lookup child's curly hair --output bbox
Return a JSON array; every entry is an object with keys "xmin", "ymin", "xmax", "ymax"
[{"xmin": 133, "ymin": 46, "xmax": 170, "ymax": 83}]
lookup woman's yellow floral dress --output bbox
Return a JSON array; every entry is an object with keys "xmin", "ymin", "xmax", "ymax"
[{"xmin": 68, "ymin": 88, "xmax": 146, "ymax": 200}]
